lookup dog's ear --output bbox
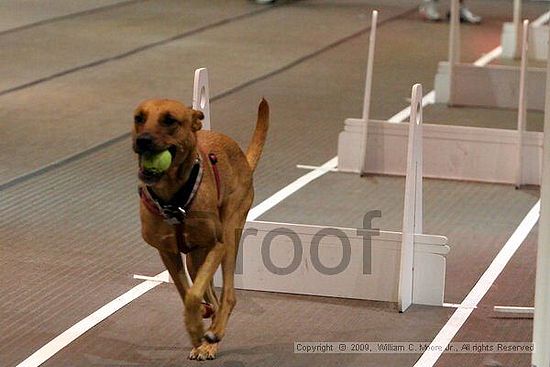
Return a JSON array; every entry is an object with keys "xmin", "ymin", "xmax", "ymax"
[{"xmin": 191, "ymin": 109, "xmax": 204, "ymax": 132}]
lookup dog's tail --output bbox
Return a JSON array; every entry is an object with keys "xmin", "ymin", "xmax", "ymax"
[{"xmin": 246, "ymin": 98, "xmax": 269, "ymax": 171}]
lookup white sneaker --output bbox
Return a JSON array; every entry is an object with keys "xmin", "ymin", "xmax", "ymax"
[
  {"xmin": 459, "ymin": 5, "xmax": 482, "ymax": 24},
  {"xmin": 419, "ymin": 0, "xmax": 442, "ymax": 22}
]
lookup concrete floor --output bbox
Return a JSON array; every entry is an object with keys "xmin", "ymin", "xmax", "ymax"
[{"xmin": 1, "ymin": 1, "xmax": 548, "ymax": 366}]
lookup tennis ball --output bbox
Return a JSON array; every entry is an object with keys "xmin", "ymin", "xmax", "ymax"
[{"xmin": 142, "ymin": 150, "xmax": 172, "ymax": 173}]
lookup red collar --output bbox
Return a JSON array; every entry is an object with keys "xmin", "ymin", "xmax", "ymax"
[{"xmin": 139, "ymin": 152, "xmax": 221, "ymax": 223}]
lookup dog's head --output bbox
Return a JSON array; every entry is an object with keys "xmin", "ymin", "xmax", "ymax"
[{"xmin": 132, "ymin": 99, "xmax": 203, "ymax": 186}]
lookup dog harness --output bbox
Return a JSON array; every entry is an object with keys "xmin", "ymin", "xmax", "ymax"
[{"xmin": 139, "ymin": 152, "xmax": 221, "ymax": 254}]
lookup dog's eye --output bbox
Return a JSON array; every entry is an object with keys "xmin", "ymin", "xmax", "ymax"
[
  {"xmin": 162, "ymin": 114, "xmax": 178, "ymax": 126},
  {"xmin": 134, "ymin": 113, "xmax": 145, "ymax": 124}
]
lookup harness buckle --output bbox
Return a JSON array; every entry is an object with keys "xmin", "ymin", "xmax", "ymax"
[
  {"xmin": 162, "ymin": 205, "xmax": 187, "ymax": 225},
  {"xmin": 178, "ymin": 207, "xmax": 187, "ymax": 217}
]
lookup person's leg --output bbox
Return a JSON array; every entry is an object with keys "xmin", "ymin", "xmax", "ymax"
[{"xmin": 419, "ymin": 0, "xmax": 442, "ymax": 21}]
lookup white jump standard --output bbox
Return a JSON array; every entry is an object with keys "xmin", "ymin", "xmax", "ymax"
[
  {"xmin": 434, "ymin": 0, "xmax": 548, "ymax": 111},
  {"xmin": 192, "ymin": 67, "xmax": 211, "ymax": 130},
  {"xmin": 217, "ymin": 83, "xmax": 450, "ymax": 312},
  {"xmin": 500, "ymin": 0, "xmax": 550, "ymax": 61},
  {"xmin": 339, "ymin": 11, "xmax": 544, "ymax": 186}
]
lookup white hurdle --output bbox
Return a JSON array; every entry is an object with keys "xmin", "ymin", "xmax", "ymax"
[
  {"xmin": 501, "ymin": 1, "xmax": 550, "ymax": 61},
  {"xmin": 339, "ymin": 12, "xmax": 544, "ymax": 186},
  {"xmin": 435, "ymin": 5, "xmax": 548, "ymax": 111},
  {"xmin": 193, "ymin": 67, "xmax": 211, "ymax": 130},
  {"xmin": 214, "ymin": 83, "xmax": 449, "ymax": 312}
]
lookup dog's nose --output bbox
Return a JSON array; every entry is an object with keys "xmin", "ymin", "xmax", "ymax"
[
  {"xmin": 135, "ymin": 134, "xmax": 154, "ymax": 152},
  {"xmin": 136, "ymin": 135, "xmax": 153, "ymax": 151}
]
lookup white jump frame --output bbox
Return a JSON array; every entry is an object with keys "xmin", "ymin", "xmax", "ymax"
[
  {"xmin": 435, "ymin": 0, "xmax": 548, "ymax": 111},
  {"xmin": 214, "ymin": 82, "xmax": 449, "ymax": 312},
  {"xmin": 339, "ymin": 10, "xmax": 544, "ymax": 186},
  {"xmin": 501, "ymin": 0, "xmax": 550, "ymax": 60}
]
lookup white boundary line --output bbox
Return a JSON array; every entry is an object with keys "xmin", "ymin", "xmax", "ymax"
[
  {"xmin": 413, "ymin": 200, "xmax": 540, "ymax": 367},
  {"xmin": 473, "ymin": 46, "xmax": 503, "ymax": 67},
  {"xmin": 16, "ymin": 279, "xmax": 162, "ymax": 367}
]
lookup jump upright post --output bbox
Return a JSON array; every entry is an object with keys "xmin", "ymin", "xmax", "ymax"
[
  {"xmin": 516, "ymin": 19, "xmax": 530, "ymax": 188},
  {"xmin": 359, "ymin": 10, "xmax": 378, "ymax": 176},
  {"xmin": 399, "ymin": 84, "xmax": 424, "ymax": 312},
  {"xmin": 193, "ymin": 67, "xmax": 211, "ymax": 130},
  {"xmin": 435, "ymin": 4, "xmax": 548, "ymax": 110},
  {"xmin": 532, "ymin": 23, "xmax": 550, "ymax": 367},
  {"xmin": 448, "ymin": 0, "xmax": 460, "ymax": 106},
  {"xmin": 513, "ymin": 0, "xmax": 522, "ymax": 58},
  {"xmin": 338, "ymin": 10, "xmax": 544, "ymax": 185},
  {"xmin": 502, "ymin": 1, "xmax": 550, "ymax": 61}
]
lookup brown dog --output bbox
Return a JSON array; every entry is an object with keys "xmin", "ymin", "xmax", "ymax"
[{"xmin": 132, "ymin": 98, "xmax": 268, "ymax": 360}]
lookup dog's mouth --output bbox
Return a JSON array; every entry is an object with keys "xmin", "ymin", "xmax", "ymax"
[{"xmin": 138, "ymin": 146, "xmax": 177, "ymax": 185}]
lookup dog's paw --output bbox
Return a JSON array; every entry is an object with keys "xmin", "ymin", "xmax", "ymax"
[{"xmin": 188, "ymin": 342, "xmax": 218, "ymax": 361}]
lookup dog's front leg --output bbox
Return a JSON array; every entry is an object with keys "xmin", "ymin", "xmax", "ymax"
[
  {"xmin": 204, "ymin": 207, "xmax": 249, "ymax": 344},
  {"xmin": 159, "ymin": 250, "xmax": 191, "ymax": 295},
  {"xmin": 186, "ymin": 241, "xmax": 225, "ymax": 360},
  {"xmin": 158, "ymin": 250, "xmax": 191, "ymax": 310},
  {"xmin": 204, "ymin": 231, "xmax": 239, "ymax": 344}
]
